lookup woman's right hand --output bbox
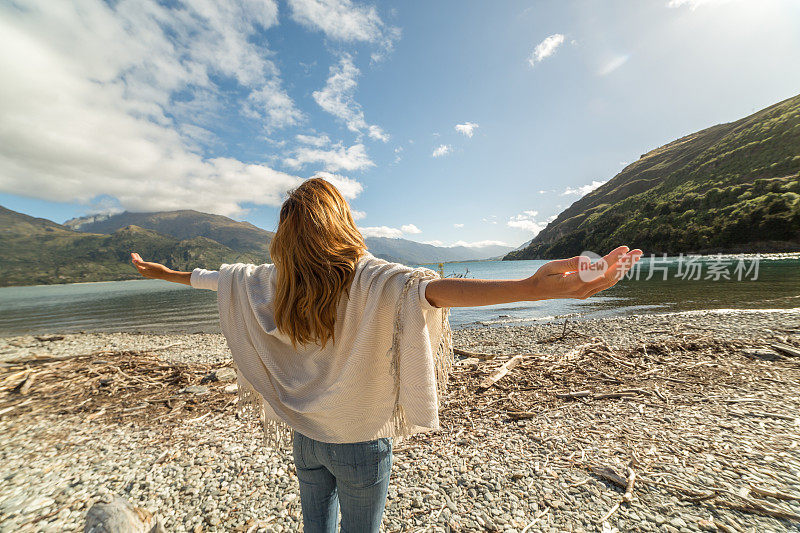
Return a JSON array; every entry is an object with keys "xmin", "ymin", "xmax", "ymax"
[
  {"xmin": 131, "ymin": 252, "xmax": 171, "ymax": 280},
  {"xmin": 527, "ymin": 246, "xmax": 643, "ymax": 300}
]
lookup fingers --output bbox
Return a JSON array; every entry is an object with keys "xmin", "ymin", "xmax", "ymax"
[
  {"xmin": 607, "ymin": 249, "xmax": 642, "ymax": 280},
  {"xmin": 580, "ymin": 249, "xmax": 643, "ymax": 296},
  {"xmin": 600, "ymin": 246, "xmax": 630, "ymax": 270},
  {"xmin": 547, "ymin": 246, "xmax": 629, "ymax": 277},
  {"xmin": 545, "ymin": 255, "xmax": 588, "ymax": 275}
]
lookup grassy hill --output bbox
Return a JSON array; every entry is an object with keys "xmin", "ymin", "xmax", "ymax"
[
  {"xmin": 506, "ymin": 94, "xmax": 800, "ymax": 259},
  {"xmin": 65, "ymin": 210, "xmax": 274, "ymax": 258},
  {"xmin": 0, "ymin": 207, "xmax": 260, "ymax": 287}
]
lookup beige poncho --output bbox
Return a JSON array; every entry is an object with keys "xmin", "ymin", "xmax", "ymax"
[{"xmin": 205, "ymin": 252, "xmax": 453, "ymax": 449}]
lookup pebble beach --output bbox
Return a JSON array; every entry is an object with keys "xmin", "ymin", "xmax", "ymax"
[{"xmin": 1, "ymin": 308, "xmax": 799, "ymax": 532}]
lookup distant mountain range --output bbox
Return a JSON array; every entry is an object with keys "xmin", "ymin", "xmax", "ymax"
[
  {"xmin": 64, "ymin": 210, "xmax": 514, "ymax": 264},
  {"xmin": 506, "ymin": 93, "xmax": 800, "ymax": 260},
  {"xmin": 0, "ymin": 207, "xmax": 514, "ymax": 287}
]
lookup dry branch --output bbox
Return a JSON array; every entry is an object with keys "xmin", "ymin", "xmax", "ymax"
[
  {"xmin": 771, "ymin": 342, "xmax": 800, "ymax": 358},
  {"xmin": 478, "ymin": 355, "xmax": 524, "ymax": 390}
]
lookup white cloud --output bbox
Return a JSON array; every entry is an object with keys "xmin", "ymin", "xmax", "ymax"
[
  {"xmin": 419, "ymin": 239, "xmax": 509, "ymax": 248},
  {"xmin": 432, "ymin": 144, "xmax": 451, "ymax": 158},
  {"xmin": 451, "ymin": 240, "xmax": 510, "ymax": 248},
  {"xmin": 453, "ymin": 223, "xmax": 464, "ymax": 229},
  {"xmin": 0, "ymin": 0, "xmax": 306, "ymax": 217},
  {"xmin": 507, "ymin": 211, "xmax": 550, "ymax": 236},
  {"xmin": 455, "ymin": 122, "xmax": 479, "ymax": 138},
  {"xmin": 481, "ymin": 215, "xmax": 498, "ymax": 224},
  {"xmin": 359, "ymin": 225, "xmax": 403, "ymax": 238},
  {"xmin": 667, "ymin": 0, "xmax": 736, "ymax": 8},
  {"xmin": 309, "ymin": 171, "xmax": 363, "ymax": 199},
  {"xmin": 243, "ymin": 79, "xmax": 304, "ymax": 129},
  {"xmin": 296, "ymin": 134, "xmax": 331, "ymax": 147},
  {"xmin": 368, "ymin": 125, "xmax": 390, "ymax": 142},
  {"xmin": 528, "ymin": 33, "xmax": 565, "ymax": 67},
  {"xmin": 359, "ymin": 222, "xmax": 422, "ymax": 238},
  {"xmin": 562, "ymin": 180, "xmax": 608, "ymax": 196},
  {"xmin": 284, "ymin": 143, "xmax": 374, "ymax": 172},
  {"xmin": 287, "ymin": 0, "xmax": 399, "ymax": 60},
  {"xmin": 598, "ymin": 55, "xmax": 630, "ymax": 76},
  {"xmin": 312, "ymin": 55, "xmax": 389, "ymax": 141},
  {"xmin": 351, "ymin": 210, "xmax": 366, "ymax": 221}
]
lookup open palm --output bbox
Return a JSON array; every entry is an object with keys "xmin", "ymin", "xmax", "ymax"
[
  {"xmin": 130, "ymin": 252, "xmax": 170, "ymax": 280},
  {"xmin": 530, "ymin": 246, "xmax": 643, "ymax": 300}
]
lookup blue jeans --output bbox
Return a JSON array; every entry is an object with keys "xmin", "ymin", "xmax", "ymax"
[{"xmin": 292, "ymin": 431, "xmax": 393, "ymax": 533}]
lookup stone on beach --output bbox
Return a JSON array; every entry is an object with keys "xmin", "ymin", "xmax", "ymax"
[{"xmin": 84, "ymin": 496, "xmax": 164, "ymax": 533}]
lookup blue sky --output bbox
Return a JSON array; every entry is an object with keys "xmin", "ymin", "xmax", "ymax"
[{"xmin": 1, "ymin": 0, "xmax": 800, "ymax": 249}]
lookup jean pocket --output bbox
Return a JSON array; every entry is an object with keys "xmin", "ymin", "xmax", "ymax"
[
  {"xmin": 329, "ymin": 440, "xmax": 379, "ymax": 467},
  {"xmin": 327, "ymin": 439, "xmax": 390, "ymax": 488}
]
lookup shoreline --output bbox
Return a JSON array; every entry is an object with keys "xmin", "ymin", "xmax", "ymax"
[
  {"xmin": 2, "ymin": 306, "xmax": 800, "ymax": 350},
  {"xmin": 1, "ymin": 309, "xmax": 799, "ymax": 532}
]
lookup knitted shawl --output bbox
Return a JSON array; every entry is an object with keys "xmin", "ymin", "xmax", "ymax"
[{"xmin": 215, "ymin": 252, "xmax": 453, "ymax": 450}]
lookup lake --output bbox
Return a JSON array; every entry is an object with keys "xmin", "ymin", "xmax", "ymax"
[{"xmin": 1, "ymin": 254, "xmax": 798, "ymax": 336}]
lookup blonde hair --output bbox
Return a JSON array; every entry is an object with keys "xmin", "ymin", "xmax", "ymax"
[{"xmin": 269, "ymin": 177, "xmax": 367, "ymax": 350}]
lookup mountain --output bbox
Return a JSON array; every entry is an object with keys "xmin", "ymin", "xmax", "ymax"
[
  {"xmin": 365, "ymin": 237, "xmax": 513, "ymax": 264},
  {"xmin": 65, "ymin": 210, "xmax": 274, "ymax": 258},
  {"xmin": 0, "ymin": 206, "xmax": 260, "ymax": 287},
  {"xmin": 66, "ymin": 209, "xmax": 513, "ymax": 264},
  {"xmin": 506, "ymin": 94, "xmax": 800, "ymax": 260}
]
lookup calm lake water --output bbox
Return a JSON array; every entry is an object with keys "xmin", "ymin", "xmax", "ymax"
[{"xmin": 1, "ymin": 254, "xmax": 798, "ymax": 336}]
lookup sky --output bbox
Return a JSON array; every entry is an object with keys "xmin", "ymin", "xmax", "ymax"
[{"xmin": 1, "ymin": 0, "xmax": 800, "ymax": 250}]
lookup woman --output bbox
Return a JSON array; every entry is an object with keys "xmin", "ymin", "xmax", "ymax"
[{"xmin": 131, "ymin": 177, "xmax": 642, "ymax": 532}]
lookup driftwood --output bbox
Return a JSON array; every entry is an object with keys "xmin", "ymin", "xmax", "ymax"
[
  {"xmin": 453, "ymin": 348, "xmax": 497, "ymax": 360},
  {"xmin": 590, "ymin": 465, "xmax": 628, "ymax": 489},
  {"xmin": 478, "ymin": 355, "xmax": 524, "ymax": 390},
  {"xmin": 749, "ymin": 485, "xmax": 800, "ymax": 502},
  {"xmin": 771, "ymin": 342, "xmax": 800, "ymax": 358},
  {"xmin": 0, "ymin": 350, "xmax": 238, "ymax": 424},
  {"xmin": 623, "ymin": 466, "xmax": 636, "ymax": 503},
  {"xmin": 556, "ymin": 389, "xmax": 649, "ymax": 400}
]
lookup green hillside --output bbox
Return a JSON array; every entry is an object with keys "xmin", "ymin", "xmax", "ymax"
[
  {"xmin": 506, "ymin": 94, "xmax": 800, "ymax": 259},
  {"xmin": 0, "ymin": 207, "xmax": 261, "ymax": 287},
  {"xmin": 65, "ymin": 209, "xmax": 274, "ymax": 258}
]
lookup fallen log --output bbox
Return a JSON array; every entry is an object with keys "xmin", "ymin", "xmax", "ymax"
[{"xmin": 771, "ymin": 343, "xmax": 800, "ymax": 358}]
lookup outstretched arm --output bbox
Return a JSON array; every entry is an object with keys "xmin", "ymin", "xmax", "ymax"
[
  {"xmin": 424, "ymin": 246, "xmax": 642, "ymax": 308},
  {"xmin": 130, "ymin": 252, "xmax": 192, "ymax": 285}
]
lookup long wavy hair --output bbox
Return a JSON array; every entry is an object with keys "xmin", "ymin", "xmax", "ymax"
[{"xmin": 269, "ymin": 177, "xmax": 367, "ymax": 350}]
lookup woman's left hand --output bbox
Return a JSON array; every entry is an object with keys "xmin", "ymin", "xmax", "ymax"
[{"xmin": 131, "ymin": 252, "xmax": 171, "ymax": 280}]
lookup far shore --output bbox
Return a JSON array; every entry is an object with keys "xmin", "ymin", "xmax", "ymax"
[{"xmin": 2, "ymin": 251, "xmax": 799, "ymax": 290}]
